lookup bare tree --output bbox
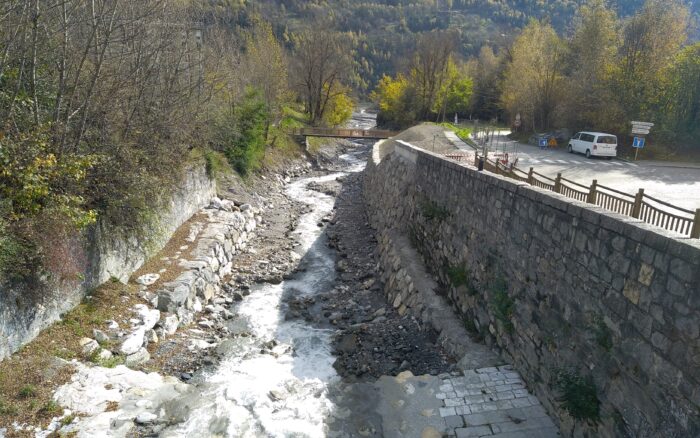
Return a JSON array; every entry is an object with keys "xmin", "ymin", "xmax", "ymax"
[{"xmin": 292, "ymin": 28, "xmax": 353, "ymax": 125}]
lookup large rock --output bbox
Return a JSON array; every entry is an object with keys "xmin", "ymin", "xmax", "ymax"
[
  {"xmin": 162, "ymin": 315, "xmax": 179, "ymax": 335},
  {"xmin": 125, "ymin": 348, "xmax": 150, "ymax": 367},
  {"xmin": 133, "ymin": 304, "xmax": 160, "ymax": 330},
  {"xmin": 157, "ymin": 284, "xmax": 191, "ymax": 313},
  {"xmin": 80, "ymin": 338, "xmax": 100, "ymax": 356},
  {"xmin": 120, "ymin": 328, "xmax": 146, "ymax": 355}
]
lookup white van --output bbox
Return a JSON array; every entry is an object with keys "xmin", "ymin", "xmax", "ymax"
[{"xmin": 568, "ymin": 132, "xmax": 618, "ymax": 158}]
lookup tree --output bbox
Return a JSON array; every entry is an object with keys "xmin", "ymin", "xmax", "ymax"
[
  {"xmin": 239, "ymin": 17, "xmax": 290, "ymax": 131},
  {"xmin": 292, "ymin": 28, "xmax": 354, "ymax": 125},
  {"xmin": 563, "ymin": 0, "xmax": 622, "ymax": 132},
  {"xmin": 468, "ymin": 46, "xmax": 504, "ymax": 121},
  {"xmin": 656, "ymin": 43, "xmax": 700, "ymax": 148},
  {"xmin": 614, "ymin": 0, "xmax": 690, "ymax": 121},
  {"xmin": 410, "ymin": 31, "xmax": 457, "ymax": 120},
  {"xmin": 371, "ymin": 74, "xmax": 417, "ymax": 128},
  {"xmin": 501, "ymin": 21, "xmax": 567, "ymax": 131}
]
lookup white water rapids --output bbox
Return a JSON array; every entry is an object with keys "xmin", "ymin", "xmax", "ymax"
[
  {"xmin": 40, "ymin": 111, "xmax": 376, "ymax": 438},
  {"xmin": 163, "ymin": 169, "xmax": 356, "ymax": 437}
]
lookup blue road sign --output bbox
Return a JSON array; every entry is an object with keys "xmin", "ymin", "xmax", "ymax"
[
  {"xmin": 539, "ymin": 138, "xmax": 547, "ymax": 148},
  {"xmin": 633, "ymin": 137, "xmax": 645, "ymax": 149}
]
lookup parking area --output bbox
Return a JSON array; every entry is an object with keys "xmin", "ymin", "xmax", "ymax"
[{"xmin": 470, "ymin": 133, "xmax": 700, "ymax": 212}]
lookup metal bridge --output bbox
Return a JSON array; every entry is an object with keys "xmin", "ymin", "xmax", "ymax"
[{"xmin": 289, "ymin": 127, "xmax": 398, "ymax": 140}]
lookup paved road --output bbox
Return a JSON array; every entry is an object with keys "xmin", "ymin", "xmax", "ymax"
[{"xmin": 466, "ymin": 132, "xmax": 700, "ymax": 212}]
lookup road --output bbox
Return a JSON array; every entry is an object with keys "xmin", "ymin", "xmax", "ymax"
[{"xmin": 468, "ymin": 132, "xmax": 700, "ymax": 212}]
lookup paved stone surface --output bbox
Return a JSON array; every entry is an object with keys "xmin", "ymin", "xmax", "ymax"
[
  {"xmin": 438, "ymin": 366, "xmax": 559, "ymax": 437},
  {"xmin": 375, "ymin": 371, "xmax": 446, "ymax": 438}
]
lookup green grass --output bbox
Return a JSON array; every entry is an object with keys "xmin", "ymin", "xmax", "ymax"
[
  {"xmin": 420, "ymin": 200, "xmax": 450, "ymax": 221},
  {"xmin": 593, "ymin": 316, "xmax": 613, "ymax": 352},
  {"xmin": 440, "ymin": 123, "xmax": 472, "ymax": 141},
  {"xmin": 0, "ymin": 398, "xmax": 18, "ymax": 416},
  {"xmin": 556, "ymin": 370, "xmax": 600, "ymax": 422},
  {"xmin": 447, "ymin": 265, "xmax": 469, "ymax": 288},
  {"xmin": 18, "ymin": 384, "xmax": 37, "ymax": 399},
  {"xmin": 41, "ymin": 400, "xmax": 61, "ymax": 415},
  {"xmin": 490, "ymin": 277, "xmax": 514, "ymax": 333}
]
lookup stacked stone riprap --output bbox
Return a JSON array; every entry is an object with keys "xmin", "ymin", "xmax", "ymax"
[
  {"xmin": 72, "ymin": 197, "xmax": 263, "ymax": 368},
  {"xmin": 153, "ymin": 198, "xmax": 261, "ymax": 335},
  {"xmin": 364, "ymin": 132, "xmax": 700, "ymax": 437}
]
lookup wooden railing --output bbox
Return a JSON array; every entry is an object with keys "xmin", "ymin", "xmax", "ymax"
[{"xmin": 448, "ymin": 153, "xmax": 700, "ymax": 238}]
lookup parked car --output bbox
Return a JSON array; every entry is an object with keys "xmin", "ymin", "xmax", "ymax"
[{"xmin": 568, "ymin": 132, "xmax": 618, "ymax": 158}]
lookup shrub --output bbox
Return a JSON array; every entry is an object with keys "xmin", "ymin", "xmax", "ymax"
[
  {"xmin": 219, "ymin": 87, "xmax": 270, "ymax": 176},
  {"xmin": 447, "ymin": 265, "xmax": 469, "ymax": 287},
  {"xmin": 593, "ymin": 315, "xmax": 613, "ymax": 351},
  {"xmin": 556, "ymin": 369, "xmax": 601, "ymax": 421},
  {"xmin": 420, "ymin": 200, "xmax": 450, "ymax": 221},
  {"xmin": 490, "ymin": 277, "xmax": 514, "ymax": 332}
]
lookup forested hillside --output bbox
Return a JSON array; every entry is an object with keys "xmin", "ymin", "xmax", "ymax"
[{"xmin": 240, "ymin": 0, "xmax": 699, "ymax": 90}]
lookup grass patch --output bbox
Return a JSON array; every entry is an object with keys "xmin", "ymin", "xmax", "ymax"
[
  {"xmin": 306, "ymin": 136, "xmax": 333, "ymax": 155},
  {"xmin": 592, "ymin": 315, "xmax": 613, "ymax": 352},
  {"xmin": 60, "ymin": 414, "xmax": 76, "ymax": 427},
  {"xmin": 490, "ymin": 276, "xmax": 514, "ymax": 333},
  {"xmin": 419, "ymin": 200, "xmax": 450, "ymax": 221},
  {"xmin": 204, "ymin": 150, "xmax": 231, "ymax": 179},
  {"xmin": 556, "ymin": 369, "xmax": 600, "ymax": 422},
  {"xmin": 0, "ymin": 398, "xmax": 18, "ymax": 416},
  {"xmin": 18, "ymin": 385, "xmax": 37, "ymax": 399},
  {"xmin": 0, "ymin": 280, "xmax": 144, "ymax": 431},
  {"xmin": 447, "ymin": 265, "xmax": 469, "ymax": 288}
]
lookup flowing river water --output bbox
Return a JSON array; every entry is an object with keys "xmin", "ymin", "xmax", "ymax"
[
  {"xmin": 160, "ymin": 173, "xmax": 352, "ymax": 437},
  {"xmin": 155, "ymin": 114, "xmax": 375, "ymax": 437}
]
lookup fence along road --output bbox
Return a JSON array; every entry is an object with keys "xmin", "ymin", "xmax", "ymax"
[{"xmin": 441, "ymin": 135, "xmax": 700, "ymax": 238}]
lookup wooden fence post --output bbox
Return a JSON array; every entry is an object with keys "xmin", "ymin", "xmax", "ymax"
[
  {"xmin": 554, "ymin": 173, "xmax": 562, "ymax": 193},
  {"xmin": 632, "ymin": 188, "xmax": 645, "ymax": 219},
  {"xmin": 691, "ymin": 208, "xmax": 700, "ymax": 239},
  {"xmin": 528, "ymin": 167, "xmax": 534, "ymax": 185},
  {"xmin": 587, "ymin": 179, "xmax": 598, "ymax": 204}
]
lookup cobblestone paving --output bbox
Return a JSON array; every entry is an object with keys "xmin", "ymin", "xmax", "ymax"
[{"xmin": 437, "ymin": 366, "xmax": 560, "ymax": 438}]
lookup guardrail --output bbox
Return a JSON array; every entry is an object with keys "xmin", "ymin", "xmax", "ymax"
[{"xmin": 443, "ymin": 153, "xmax": 700, "ymax": 238}]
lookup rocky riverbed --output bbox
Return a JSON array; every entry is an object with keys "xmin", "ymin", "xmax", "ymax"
[{"xmin": 16, "ymin": 111, "xmax": 463, "ymax": 438}]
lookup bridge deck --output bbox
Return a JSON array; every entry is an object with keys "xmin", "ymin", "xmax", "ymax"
[{"xmin": 290, "ymin": 127, "xmax": 398, "ymax": 139}]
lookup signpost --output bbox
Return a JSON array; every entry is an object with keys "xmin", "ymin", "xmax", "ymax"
[
  {"xmin": 631, "ymin": 121, "xmax": 654, "ymax": 161},
  {"xmin": 633, "ymin": 137, "xmax": 645, "ymax": 149}
]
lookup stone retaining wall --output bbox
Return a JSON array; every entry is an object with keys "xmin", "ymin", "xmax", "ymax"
[
  {"xmin": 0, "ymin": 163, "xmax": 216, "ymax": 361},
  {"xmin": 364, "ymin": 136, "xmax": 700, "ymax": 437}
]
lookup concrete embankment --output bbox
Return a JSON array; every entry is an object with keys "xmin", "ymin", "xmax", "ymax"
[{"xmin": 364, "ymin": 125, "xmax": 700, "ymax": 437}]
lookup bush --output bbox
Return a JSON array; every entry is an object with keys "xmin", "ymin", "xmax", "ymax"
[
  {"xmin": 447, "ymin": 265, "xmax": 469, "ymax": 288},
  {"xmin": 490, "ymin": 277, "xmax": 514, "ymax": 332},
  {"xmin": 219, "ymin": 87, "xmax": 270, "ymax": 176},
  {"xmin": 420, "ymin": 200, "xmax": 450, "ymax": 221},
  {"xmin": 556, "ymin": 369, "xmax": 600, "ymax": 421}
]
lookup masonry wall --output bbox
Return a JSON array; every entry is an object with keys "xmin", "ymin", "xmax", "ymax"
[
  {"xmin": 0, "ymin": 162, "xmax": 216, "ymax": 360},
  {"xmin": 364, "ymin": 138, "xmax": 700, "ymax": 437}
]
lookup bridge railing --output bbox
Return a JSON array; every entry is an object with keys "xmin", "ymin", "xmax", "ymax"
[
  {"xmin": 289, "ymin": 127, "xmax": 399, "ymax": 139},
  {"xmin": 444, "ymin": 153, "xmax": 700, "ymax": 238}
]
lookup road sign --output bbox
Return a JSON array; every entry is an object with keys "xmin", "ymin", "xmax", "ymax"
[
  {"xmin": 632, "ymin": 121, "xmax": 654, "ymax": 128},
  {"xmin": 632, "ymin": 128, "xmax": 650, "ymax": 135},
  {"xmin": 631, "ymin": 121, "xmax": 653, "ymax": 136},
  {"xmin": 633, "ymin": 137, "xmax": 646, "ymax": 149}
]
